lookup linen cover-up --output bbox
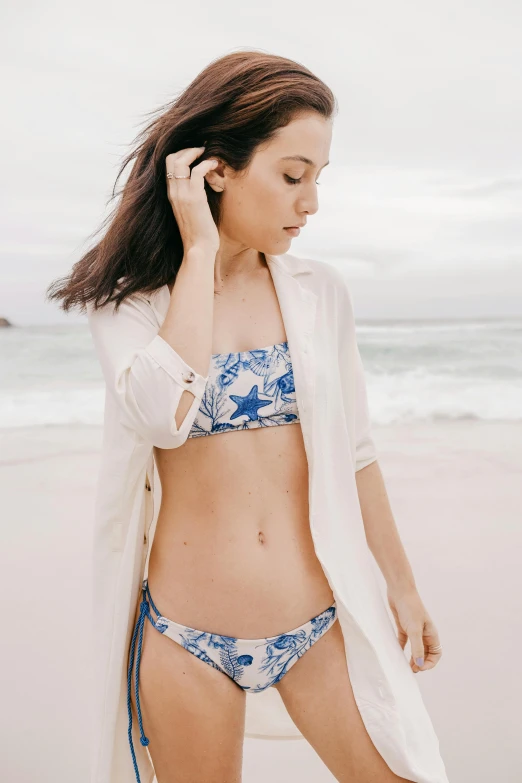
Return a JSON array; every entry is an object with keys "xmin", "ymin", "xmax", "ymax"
[{"xmin": 87, "ymin": 251, "xmax": 450, "ymax": 783}]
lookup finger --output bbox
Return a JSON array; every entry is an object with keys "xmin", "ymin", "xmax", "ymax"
[
  {"xmin": 411, "ymin": 625, "xmax": 443, "ymax": 673},
  {"xmin": 166, "ymin": 146, "xmax": 206, "ymax": 170},
  {"xmin": 189, "ymin": 159, "xmax": 219, "ymax": 190},
  {"xmin": 411, "ymin": 652, "xmax": 439, "ymax": 673},
  {"xmin": 166, "ymin": 160, "xmax": 218, "ymax": 204},
  {"xmin": 410, "ymin": 628, "xmax": 426, "ymax": 669},
  {"xmin": 422, "ymin": 616, "xmax": 441, "ymax": 651},
  {"xmin": 165, "ymin": 147, "xmax": 207, "ymax": 185},
  {"xmin": 424, "ymin": 639, "xmax": 443, "ymax": 668}
]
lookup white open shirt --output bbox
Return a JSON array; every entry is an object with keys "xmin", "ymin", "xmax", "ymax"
[{"xmin": 87, "ymin": 252, "xmax": 449, "ymax": 783}]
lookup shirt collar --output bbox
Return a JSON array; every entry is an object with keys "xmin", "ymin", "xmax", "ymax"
[{"xmin": 265, "ymin": 252, "xmax": 313, "ymax": 277}]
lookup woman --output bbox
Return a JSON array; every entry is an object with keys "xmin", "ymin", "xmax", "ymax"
[{"xmin": 47, "ymin": 51, "xmax": 449, "ymax": 783}]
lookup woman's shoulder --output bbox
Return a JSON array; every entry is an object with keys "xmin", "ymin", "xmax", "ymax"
[
  {"xmin": 86, "ymin": 277, "xmax": 165, "ymax": 324},
  {"xmin": 293, "ymin": 256, "xmax": 358, "ymax": 337}
]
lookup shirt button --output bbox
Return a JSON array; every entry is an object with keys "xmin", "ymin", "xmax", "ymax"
[{"xmin": 183, "ymin": 370, "xmax": 195, "ymax": 383}]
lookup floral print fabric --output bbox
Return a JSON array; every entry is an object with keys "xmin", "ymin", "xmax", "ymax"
[
  {"xmin": 126, "ymin": 580, "xmax": 338, "ymax": 778},
  {"xmin": 187, "ymin": 340, "xmax": 300, "ymax": 438},
  {"xmin": 142, "ymin": 579, "xmax": 337, "ymax": 693}
]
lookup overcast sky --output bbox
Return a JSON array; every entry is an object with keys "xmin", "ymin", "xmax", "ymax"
[{"xmin": 1, "ymin": 0, "xmax": 521, "ymax": 324}]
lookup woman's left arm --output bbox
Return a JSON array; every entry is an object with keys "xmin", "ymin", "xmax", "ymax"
[{"xmin": 356, "ymin": 460, "xmax": 443, "ymax": 673}]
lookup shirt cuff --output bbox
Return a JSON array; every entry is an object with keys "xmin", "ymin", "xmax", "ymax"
[{"xmin": 145, "ymin": 334, "xmax": 208, "ymax": 398}]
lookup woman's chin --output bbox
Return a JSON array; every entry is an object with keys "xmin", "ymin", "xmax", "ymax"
[{"xmin": 260, "ymin": 238, "xmax": 292, "ymax": 256}]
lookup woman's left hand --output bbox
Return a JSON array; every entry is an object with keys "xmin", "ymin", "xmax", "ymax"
[{"xmin": 386, "ymin": 586, "xmax": 443, "ymax": 673}]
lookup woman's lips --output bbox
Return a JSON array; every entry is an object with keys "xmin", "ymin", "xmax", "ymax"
[{"xmin": 284, "ymin": 227, "xmax": 300, "ymax": 237}]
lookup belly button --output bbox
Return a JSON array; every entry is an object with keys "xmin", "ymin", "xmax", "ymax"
[{"xmin": 258, "ymin": 531, "xmax": 265, "ymax": 544}]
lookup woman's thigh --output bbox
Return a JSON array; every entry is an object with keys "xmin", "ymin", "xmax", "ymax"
[
  {"xmin": 132, "ymin": 617, "xmax": 246, "ymax": 782},
  {"xmin": 273, "ymin": 620, "xmax": 410, "ymax": 783}
]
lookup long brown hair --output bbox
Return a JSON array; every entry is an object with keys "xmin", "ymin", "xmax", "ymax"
[{"xmin": 46, "ymin": 49, "xmax": 337, "ymax": 314}]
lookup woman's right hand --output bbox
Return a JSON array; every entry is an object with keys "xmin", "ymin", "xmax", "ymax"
[{"xmin": 165, "ymin": 147, "xmax": 220, "ymax": 256}]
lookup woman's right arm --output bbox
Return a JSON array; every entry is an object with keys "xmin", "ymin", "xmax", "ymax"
[
  {"xmin": 87, "ymin": 147, "xmax": 220, "ymax": 449},
  {"xmin": 156, "ymin": 246, "xmax": 215, "ymax": 436},
  {"xmin": 87, "ymin": 248, "xmax": 214, "ymax": 449}
]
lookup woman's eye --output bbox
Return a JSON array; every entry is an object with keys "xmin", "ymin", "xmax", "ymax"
[{"xmin": 284, "ymin": 175, "xmax": 321, "ymax": 186}]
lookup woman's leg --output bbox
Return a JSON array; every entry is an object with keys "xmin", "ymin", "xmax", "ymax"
[
  {"xmin": 273, "ymin": 620, "xmax": 410, "ymax": 783},
  {"xmin": 130, "ymin": 608, "xmax": 246, "ymax": 782}
]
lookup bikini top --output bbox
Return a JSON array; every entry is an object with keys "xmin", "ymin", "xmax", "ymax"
[{"xmin": 187, "ymin": 340, "xmax": 300, "ymax": 438}]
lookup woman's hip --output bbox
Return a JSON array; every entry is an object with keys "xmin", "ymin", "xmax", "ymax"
[{"xmin": 146, "ymin": 539, "xmax": 335, "ymax": 639}]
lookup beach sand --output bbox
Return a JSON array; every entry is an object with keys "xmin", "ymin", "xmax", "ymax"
[{"xmin": 1, "ymin": 420, "xmax": 520, "ymax": 782}]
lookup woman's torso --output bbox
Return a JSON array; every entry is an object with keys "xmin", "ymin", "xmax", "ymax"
[{"xmin": 147, "ymin": 261, "xmax": 333, "ymax": 637}]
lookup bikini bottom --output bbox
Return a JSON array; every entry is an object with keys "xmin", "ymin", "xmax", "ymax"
[{"xmin": 127, "ymin": 578, "xmax": 338, "ymax": 780}]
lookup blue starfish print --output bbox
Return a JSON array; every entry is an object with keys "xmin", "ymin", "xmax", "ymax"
[{"xmin": 229, "ymin": 384, "xmax": 272, "ymax": 421}]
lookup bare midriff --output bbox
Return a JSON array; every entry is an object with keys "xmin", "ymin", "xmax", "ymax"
[{"xmin": 147, "ymin": 421, "xmax": 334, "ymax": 639}]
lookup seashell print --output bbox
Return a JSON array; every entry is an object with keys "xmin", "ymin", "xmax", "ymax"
[
  {"xmin": 217, "ymin": 366, "xmax": 239, "ymax": 388},
  {"xmin": 137, "ymin": 588, "xmax": 337, "ymax": 695},
  {"xmin": 187, "ymin": 340, "xmax": 300, "ymax": 438},
  {"xmin": 310, "ymin": 606, "xmax": 337, "ymax": 635},
  {"xmin": 237, "ymin": 654, "xmax": 254, "ymax": 666},
  {"xmin": 273, "ymin": 632, "xmax": 305, "ymax": 650},
  {"xmin": 246, "ymin": 352, "xmax": 274, "ymax": 378},
  {"xmin": 277, "ymin": 370, "xmax": 295, "ymax": 395}
]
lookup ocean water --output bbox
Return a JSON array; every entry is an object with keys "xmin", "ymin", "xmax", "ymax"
[{"xmin": 1, "ymin": 319, "xmax": 521, "ymax": 428}]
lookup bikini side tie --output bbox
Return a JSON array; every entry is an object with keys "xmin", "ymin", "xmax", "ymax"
[{"xmin": 126, "ymin": 579, "xmax": 162, "ymax": 783}]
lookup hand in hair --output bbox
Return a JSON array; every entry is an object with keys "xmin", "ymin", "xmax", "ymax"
[{"xmin": 166, "ymin": 147, "xmax": 220, "ymax": 256}]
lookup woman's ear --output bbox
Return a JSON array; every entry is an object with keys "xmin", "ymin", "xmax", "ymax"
[{"xmin": 204, "ymin": 159, "xmax": 225, "ymax": 192}]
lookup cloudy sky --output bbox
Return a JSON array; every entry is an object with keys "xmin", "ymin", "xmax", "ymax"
[{"xmin": 1, "ymin": 0, "xmax": 521, "ymax": 324}]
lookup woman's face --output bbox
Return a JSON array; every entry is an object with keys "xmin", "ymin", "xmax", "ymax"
[{"xmin": 208, "ymin": 112, "xmax": 333, "ymax": 256}]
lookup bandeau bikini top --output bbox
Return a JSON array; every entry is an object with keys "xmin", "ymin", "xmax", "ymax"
[{"xmin": 187, "ymin": 340, "xmax": 300, "ymax": 438}]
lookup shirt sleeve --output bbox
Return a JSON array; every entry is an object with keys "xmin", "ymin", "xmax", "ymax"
[
  {"xmin": 335, "ymin": 270, "xmax": 378, "ymax": 472},
  {"xmin": 353, "ymin": 338, "xmax": 378, "ymax": 471},
  {"xmin": 87, "ymin": 293, "xmax": 208, "ymax": 448}
]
